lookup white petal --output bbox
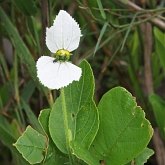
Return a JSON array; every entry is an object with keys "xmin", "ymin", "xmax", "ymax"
[
  {"xmin": 36, "ymin": 56, "xmax": 82, "ymax": 89},
  {"xmin": 46, "ymin": 10, "xmax": 81, "ymax": 53}
]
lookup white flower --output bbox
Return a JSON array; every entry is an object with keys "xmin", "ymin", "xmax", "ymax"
[{"xmin": 36, "ymin": 10, "xmax": 82, "ymax": 89}]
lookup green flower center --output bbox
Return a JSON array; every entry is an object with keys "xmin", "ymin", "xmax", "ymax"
[{"xmin": 54, "ymin": 49, "xmax": 71, "ymax": 62}]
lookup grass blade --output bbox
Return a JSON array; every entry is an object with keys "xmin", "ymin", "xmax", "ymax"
[
  {"xmin": 96, "ymin": 0, "xmax": 106, "ymax": 20},
  {"xmin": 94, "ymin": 22, "xmax": 108, "ymax": 55}
]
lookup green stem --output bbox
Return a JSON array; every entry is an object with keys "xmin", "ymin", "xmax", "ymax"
[{"xmin": 61, "ymin": 88, "xmax": 74, "ymax": 165}]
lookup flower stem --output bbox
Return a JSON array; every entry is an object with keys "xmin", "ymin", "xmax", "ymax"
[
  {"xmin": 47, "ymin": 90, "xmax": 54, "ymax": 107},
  {"xmin": 61, "ymin": 88, "xmax": 74, "ymax": 165}
]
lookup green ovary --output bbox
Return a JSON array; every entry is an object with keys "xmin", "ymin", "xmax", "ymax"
[{"xmin": 54, "ymin": 49, "xmax": 71, "ymax": 62}]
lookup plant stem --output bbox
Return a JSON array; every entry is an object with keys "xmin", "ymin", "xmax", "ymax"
[
  {"xmin": 61, "ymin": 88, "xmax": 74, "ymax": 165},
  {"xmin": 117, "ymin": 0, "xmax": 165, "ymax": 31},
  {"xmin": 47, "ymin": 90, "xmax": 54, "ymax": 107}
]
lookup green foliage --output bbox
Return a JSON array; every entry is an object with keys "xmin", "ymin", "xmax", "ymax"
[
  {"xmin": 1, "ymin": 0, "xmax": 165, "ymax": 164},
  {"xmin": 38, "ymin": 109, "xmax": 69, "ymax": 164},
  {"xmin": 154, "ymin": 28, "xmax": 165, "ymax": 71},
  {"xmin": 134, "ymin": 148, "xmax": 154, "ymax": 165},
  {"xmin": 0, "ymin": 117, "xmax": 30, "ymax": 165},
  {"xmin": 149, "ymin": 94, "xmax": 165, "ymax": 139},
  {"xmin": 21, "ymin": 99, "xmax": 43, "ymax": 133},
  {"xmin": 96, "ymin": 0, "xmax": 106, "ymax": 20},
  {"xmin": 13, "ymin": 0, "xmax": 37, "ymax": 16},
  {"xmin": 0, "ymin": 116, "xmax": 16, "ymax": 148},
  {"xmin": 14, "ymin": 126, "xmax": 47, "ymax": 164},
  {"xmin": 94, "ymin": 22, "xmax": 108, "ymax": 55},
  {"xmin": 14, "ymin": 61, "xmax": 153, "ymax": 165},
  {"xmin": 75, "ymin": 87, "xmax": 153, "ymax": 165},
  {"xmin": 49, "ymin": 60, "xmax": 99, "ymax": 154},
  {"xmin": 0, "ymin": 7, "xmax": 37, "ymax": 81}
]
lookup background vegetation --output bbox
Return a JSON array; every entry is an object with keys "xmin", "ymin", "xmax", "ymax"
[{"xmin": 0, "ymin": 0, "xmax": 165, "ymax": 164}]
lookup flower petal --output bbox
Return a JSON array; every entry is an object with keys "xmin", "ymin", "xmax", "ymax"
[
  {"xmin": 46, "ymin": 10, "xmax": 81, "ymax": 53},
  {"xmin": 36, "ymin": 56, "xmax": 82, "ymax": 89}
]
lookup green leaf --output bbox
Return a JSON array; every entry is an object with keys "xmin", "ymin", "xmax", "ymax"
[
  {"xmin": 154, "ymin": 27, "xmax": 165, "ymax": 71},
  {"xmin": 0, "ymin": 116, "xmax": 30, "ymax": 165},
  {"xmin": 49, "ymin": 60, "xmax": 99, "ymax": 154},
  {"xmin": 26, "ymin": 16, "xmax": 40, "ymax": 53},
  {"xmin": 11, "ymin": 119, "xmax": 22, "ymax": 139},
  {"xmin": 129, "ymin": 29, "xmax": 141, "ymax": 71},
  {"xmin": 21, "ymin": 80, "xmax": 36, "ymax": 102},
  {"xmin": 21, "ymin": 99, "xmax": 43, "ymax": 134},
  {"xmin": 149, "ymin": 93, "xmax": 165, "ymax": 139},
  {"xmin": 121, "ymin": 13, "xmax": 137, "ymax": 51},
  {"xmin": 96, "ymin": 0, "xmax": 106, "ymax": 20},
  {"xmin": 13, "ymin": 0, "xmax": 37, "ymax": 16},
  {"xmin": 38, "ymin": 109, "xmax": 69, "ymax": 165},
  {"xmin": 38, "ymin": 109, "xmax": 51, "ymax": 134},
  {"xmin": 0, "ymin": 82, "xmax": 12, "ymax": 108},
  {"xmin": 0, "ymin": 7, "xmax": 40, "ymax": 86},
  {"xmin": 0, "ymin": 116, "xmax": 16, "ymax": 147},
  {"xmin": 12, "ymin": 151, "xmax": 30, "ymax": 165},
  {"xmin": 0, "ymin": 51, "xmax": 10, "ymax": 81},
  {"xmin": 14, "ymin": 126, "xmax": 47, "ymax": 164},
  {"xmin": 71, "ymin": 141, "xmax": 99, "ymax": 165},
  {"xmin": 134, "ymin": 148, "xmax": 154, "ymax": 165},
  {"xmin": 89, "ymin": 87, "xmax": 153, "ymax": 165},
  {"xmin": 151, "ymin": 52, "xmax": 163, "ymax": 88},
  {"xmin": 94, "ymin": 22, "xmax": 108, "ymax": 55}
]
